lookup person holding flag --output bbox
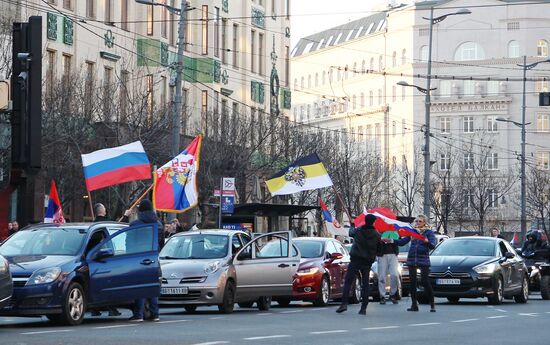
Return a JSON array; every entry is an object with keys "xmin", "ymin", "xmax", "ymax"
[{"xmin": 388, "ymin": 214, "xmax": 437, "ymax": 312}]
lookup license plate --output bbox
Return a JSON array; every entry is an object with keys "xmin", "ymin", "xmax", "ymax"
[
  {"xmin": 436, "ymin": 278, "xmax": 461, "ymax": 285},
  {"xmin": 161, "ymin": 287, "xmax": 189, "ymax": 295}
]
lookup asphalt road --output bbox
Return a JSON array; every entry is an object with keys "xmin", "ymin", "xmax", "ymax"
[{"xmin": 1, "ymin": 295, "xmax": 549, "ymax": 345}]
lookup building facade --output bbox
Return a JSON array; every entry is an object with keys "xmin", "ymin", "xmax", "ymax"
[{"xmin": 291, "ymin": 0, "xmax": 550, "ymax": 235}]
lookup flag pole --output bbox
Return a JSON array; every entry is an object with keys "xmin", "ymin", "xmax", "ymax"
[
  {"xmin": 87, "ymin": 190, "xmax": 94, "ymax": 220},
  {"xmin": 332, "ymin": 185, "xmax": 353, "ymax": 226},
  {"xmin": 117, "ymin": 184, "xmax": 154, "ymax": 222}
]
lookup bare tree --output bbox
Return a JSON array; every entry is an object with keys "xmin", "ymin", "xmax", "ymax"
[
  {"xmin": 390, "ymin": 152, "xmax": 423, "ymax": 218},
  {"xmin": 526, "ymin": 164, "xmax": 550, "ymax": 242}
]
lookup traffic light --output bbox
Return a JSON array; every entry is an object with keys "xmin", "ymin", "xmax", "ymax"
[
  {"xmin": 540, "ymin": 92, "xmax": 550, "ymax": 107},
  {"xmin": 11, "ymin": 16, "xmax": 42, "ymax": 173}
]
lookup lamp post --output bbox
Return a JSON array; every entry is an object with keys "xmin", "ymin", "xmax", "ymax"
[
  {"xmin": 496, "ymin": 56, "xmax": 550, "ymax": 242},
  {"xmin": 135, "ymin": 0, "xmax": 194, "ymax": 158},
  {"xmin": 398, "ymin": 7, "xmax": 470, "ymax": 220}
]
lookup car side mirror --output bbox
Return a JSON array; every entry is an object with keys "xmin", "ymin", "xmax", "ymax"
[
  {"xmin": 504, "ymin": 252, "xmax": 515, "ymax": 259},
  {"xmin": 330, "ymin": 252, "xmax": 343, "ymax": 260},
  {"xmin": 94, "ymin": 247, "xmax": 114, "ymax": 260}
]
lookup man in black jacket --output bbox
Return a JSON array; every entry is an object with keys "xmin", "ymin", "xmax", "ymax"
[{"xmin": 336, "ymin": 214, "xmax": 381, "ymax": 315}]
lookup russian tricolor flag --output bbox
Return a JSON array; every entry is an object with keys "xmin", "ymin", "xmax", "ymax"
[
  {"xmin": 369, "ymin": 212, "xmax": 425, "ymax": 241},
  {"xmin": 81, "ymin": 141, "xmax": 151, "ymax": 191},
  {"xmin": 44, "ymin": 180, "xmax": 65, "ymax": 224},
  {"xmin": 153, "ymin": 134, "xmax": 202, "ymax": 213}
]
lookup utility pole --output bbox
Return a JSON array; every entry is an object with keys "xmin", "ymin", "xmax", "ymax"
[{"xmin": 171, "ymin": 0, "xmax": 188, "ymax": 158}]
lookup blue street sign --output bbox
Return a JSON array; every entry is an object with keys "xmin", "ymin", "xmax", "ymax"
[{"xmin": 221, "ymin": 196, "xmax": 234, "ymax": 214}]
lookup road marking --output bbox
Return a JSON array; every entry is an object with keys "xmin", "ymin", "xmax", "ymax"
[
  {"xmin": 363, "ymin": 326, "xmax": 400, "ymax": 331},
  {"xmin": 280, "ymin": 310, "xmax": 304, "ymax": 314},
  {"xmin": 487, "ymin": 315, "xmax": 508, "ymax": 319},
  {"xmin": 156, "ymin": 319, "xmax": 191, "ymax": 324},
  {"xmin": 310, "ymin": 308, "xmax": 325, "ymax": 311},
  {"xmin": 519, "ymin": 313, "xmax": 539, "ymax": 317},
  {"xmin": 452, "ymin": 319, "xmax": 478, "ymax": 323},
  {"xmin": 209, "ymin": 317, "xmax": 226, "ymax": 320},
  {"xmin": 255, "ymin": 313, "xmax": 273, "ymax": 316},
  {"xmin": 310, "ymin": 330, "xmax": 349, "ymax": 335},
  {"xmin": 191, "ymin": 342, "xmax": 230, "ymax": 345},
  {"xmin": 244, "ymin": 335, "xmax": 291, "ymax": 340},
  {"xmin": 546, "ymin": 312, "xmax": 550, "ymax": 314},
  {"xmin": 495, "ymin": 309, "xmax": 507, "ymax": 312},
  {"xmin": 409, "ymin": 322, "xmax": 441, "ymax": 327},
  {"xmin": 94, "ymin": 324, "xmax": 139, "ymax": 329},
  {"xmin": 21, "ymin": 330, "xmax": 73, "ymax": 335}
]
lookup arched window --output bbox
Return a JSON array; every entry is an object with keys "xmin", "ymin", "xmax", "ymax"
[
  {"xmin": 392, "ymin": 51, "xmax": 397, "ymax": 67},
  {"xmin": 369, "ymin": 57, "xmax": 374, "ymax": 71},
  {"xmin": 378, "ymin": 55, "xmax": 383, "ymax": 71},
  {"xmin": 294, "ymin": 78, "xmax": 298, "ymax": 90},
  {"xmin": 508, "ymin": 40, "xmax": 520, "ymax": 58},
  {"xmin": 352, "ymin": 95, "xmax": 357, "ymax": 109},
  {"xmin": 315, "ymin": 73, "xmax": 319, "ymax": 87},
  {"xmin": 401, "ymin": 49, "xmax": 407, "ymax": 65},
  {"xmin": 353, "ymin": 62, "xmax": 357, "ymax": 76},
  {"xmin": 420, "ymin": 45, "xmax": 429, "ymax": 62},
  {"xmin": 360, "ymin": 92, "xmax": 365, "ymax": 108},
  {"xmin": 361, "ymin": 60, "xmax": 366, "ymax": 73},
  {"xmin": 307, "ymin": 75, "xmax": 312, "ymax": 88},
  {"xmin": 322, "ymin": 71, "xmax": 326, "ymax": 85},
  {"xmin": 538, "ymin": 39, "xmax": 549, "ymax": 57},
  {"xmin": 300, "ymin": 77, "xmax": 304, "ymax": 89},
  {"xmin": 337, "ymin": 68, "xmax": 341, "ymax": 81},
  {"xmin": 369, "ymin": 90, "xmax": 374, "ymax": 106},
  {"xmin": 329, "ymin": 69, "xmax": 333, "ymax": 83},
  {"xmin": 454, "ymin": 42, "xmax": 485, "ymax": 61},
  {"xmin": 344, "ymin": 65, "xmax": 349, "ymax": 79}
]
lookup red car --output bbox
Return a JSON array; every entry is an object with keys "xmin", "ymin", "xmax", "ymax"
[{"xmin": 274, "ymin": 237, "xmax": 362, "ymax": 307}]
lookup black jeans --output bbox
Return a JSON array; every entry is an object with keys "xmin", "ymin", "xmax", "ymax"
[
  {"xmin": 341, "ymin": 260, "xmax": 372, "ymax": 306},
  {"xmin": 408, "ymin": 264, "xmax": 434, "ymax": 306}
]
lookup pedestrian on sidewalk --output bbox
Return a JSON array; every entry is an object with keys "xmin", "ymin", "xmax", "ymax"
[
  {"xmin": 129, "ymin": 199, "xmax": 164, "ymax": 322},
  {"xmin": 336, "ymin": 214, "xmax": 381, "ymax": 315},
  {"xmin": 9, "ymin": 221, "xmax": 19, "ymax": 237},
  {"xmin": 377, "ymin": 234, "xmax": 400, "ymax": 305},
  {"xmin": 394, "ymin": 215, "xmax": 437, "ymax": 313}
]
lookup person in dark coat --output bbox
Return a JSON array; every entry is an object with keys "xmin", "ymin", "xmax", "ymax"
[
  {"xmin": 129, "ymin": 199, "xmax": 164, "ymax": 322},
  {"xmin": 93, "ymin": 203, "xmax": 109, "ymax": 222},
  {"xmin": 336, "ymin": 214, "xmax": 381, "ymax": 315},
  {"xmin": 394, "ymin": 214, "xmax": 437, "ymax": 312}
]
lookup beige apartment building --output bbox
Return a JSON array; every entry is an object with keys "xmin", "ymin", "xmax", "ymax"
[{"xmin": 292, "ymin": 0, "xmax": 550, "ymax": 234}]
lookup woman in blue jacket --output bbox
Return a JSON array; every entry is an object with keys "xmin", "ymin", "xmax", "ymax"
[{"xmin": 392, "ymin": 215, "xmax": 437, "ymax": 312}]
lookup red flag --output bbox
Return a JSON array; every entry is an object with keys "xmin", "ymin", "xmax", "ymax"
[{"xmin": 44, "ymin": 180, "xmax": 65, "ymax": 224}]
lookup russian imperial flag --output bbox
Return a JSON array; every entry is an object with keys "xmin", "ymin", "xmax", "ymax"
[
  {"xmin": 320, "ymin": 199, "xmax": 347, "ymax": 237},
  {"xmin": 153, "ymin": 134, "xmax": 202, "ymax": 213},
  {"xmin": 265, "ymin": 153, "xmax": 333, "ymax": 196},
  {"xmin": 81, "ymin": 141, "xmax": 151, "ymax": 191},
  {"xmin": 44, "ymin": 180, "xmax": 65, "ymax": 224}
]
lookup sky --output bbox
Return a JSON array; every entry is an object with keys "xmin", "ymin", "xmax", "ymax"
[{"xmin": 290, "ymin": 0, "xmax": 393, "ymax": 47}]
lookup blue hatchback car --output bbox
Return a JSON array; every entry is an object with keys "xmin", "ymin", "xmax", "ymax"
[{"xmin": 0, "ymin": 222, "xmax": 160, "ymax": 325}]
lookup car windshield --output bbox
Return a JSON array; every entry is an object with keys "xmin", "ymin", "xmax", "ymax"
[
  {"xmin": 0, "ymin": 227, "xmax": 87, "ymax": 256},
  {"xmin": 431, "ymin": 239, "xmax": 496, "ymax": 257},
  {"xmin": 399, "ymin": 241, "xmax": 411, "ymax": 253},
  {"xmin": 294, "ymin": 241, "xmax": 324, "ymax": 258},
  {"xmin": 160, "ymin": 234, "xmax": 229, "ymax": 259}
]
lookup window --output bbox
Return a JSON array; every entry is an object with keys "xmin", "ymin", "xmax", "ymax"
[
  {"xmin": 488, "ymin": 189, "xmax": 498, "ymax": 208},
  {"xmin": 507, "ymin": 22, "xmax": 520, "ymax": 30},
  {"xmin": 366, "ymin": 125, "xmax": 372, "ymax": 140},
  {"xmin": 538, "ymin": 39, "xmax": 549, "ymax": 57},
  {"xmin": 62, "ymin": 54, "xmax": 72, "ymax": 82},
  {"xmin": 440, "ymin": 117, "xmax": 451, "ymax": 133},
  {"xmin": 104, "ymin": 0, "xmax": 113, "ymax": 24},
  {"xmin": 86, "ymin": 0, "xmax": 95, "ymax": 18},
  {"xmin": 454, "ymin": 42, "xmax": 485, "ymax": 61},
  {"xmin": 160, "ymin": 76, "xmax": 167, "ymax": 107},
  {"xmin": 257, "ymin": 238, "xmax": 291, "ymax": 258},
  {"xmin": 233, "ymin": 24, "xmax": 239, "ymax": 68},
  {"xmin": 360, "ymin": 93, "xmax": 365, "ymax": 108},
  {"xmin": 63, "ymin": 0, "xmax": 72, "ymax": 10},
  {"xmin": 103, "ymin": 67, "xmax": 113, "ymax": 118},
  {"xmin": 251, "ymin": 30, "xmax": 256, "ymax": 73},
  {"xmin": 464, "ymin": 152, "xmax": 474, "ymax": 170},
  {"xmin": 419, "ymin": 28, "xmax": 429, "ymax": 37},
  {"xmin": 369, "ymin": 57, "xmax": 374, "ymax": 71},
  {"xmin": 420, "ymin": 45, "xmax": 428, "ymax": 62},
  {"xmin": 401, "ymin": 49, "xmax": 406, "ymax": 65},
  {"xmin": 146, "ymin": 74, "xmax": 153, "ymax": 120},
  {"xmin": 285, "ymin": 46, "xmax": 290, "ymax": 86},
  {"xmin": 378, "ymin": 55, "xmax": 383, "ymax": 71},
  {"xmin": 222, "ymin": 19, "xmax": 227, "ymax": 64},
  {"xmin": 259, "ymin": 33, "xmax": 265, "ymax": 75},
  {"xmin": 147, "ymin": 4, "xmax": 154, "ymax": 35},
  {"xmin": 378, "ymin": 89, "xmax": 382, "ymax": 105},
  {"xmin": 100, "ymin": 226, "xmax": 154, "ymax": 256},
  {"xmin": 440, "ymin": 153, "xmax": 450, "ymax": 170},
  {"xmin": 352, "ymin": 95, "xmax": 357, "ymax": 109},
  {"xmin": 392, "ymin": 120, "xmax": 396, "ymax": 136},
  {"xmin": 322, "ymin": 71, "xmax": 326, "ymax": 85},
  {"xmin": 120, "ymin": 70, "xmax": 129, "ymax": 119},
  {"xmin": 463, "ymin": 116, "xmax": 474, "ymax": 133},
  {"xmin": 361, "ymin": 60, "xmax": 366, "ymax": 73},
  {"xmin": 121, "ymin": 0, "xmax": 129, "ymax": 31},
  {"xmin": 392, "ymin": 85, "xmax": 396, "ymax": 102},
  {"xmin": 487, "ymin": 153, "xmax": 498, "ymax": 170},
  {"xmin": 201, "ymin": 5, "xmax": 208, "ymax": 55},
  {"xmin": 536, "ymin": 80, "xmax": 549, "ymax": 92},
  {"xmin": 271, "ymin": 0, "xmax": 276, "ymax": 16},
  {"xmin": 439, "ymin": 80, "xmax": 452, "ymax": 98},
  {"xmin": 487, "ymin": 81, "xmax": 499, "ymax": 96},
  {"xmin": 369, "ymin": 91, "xmax": 373, "ymax": 106},
  {"xmin": 463, "ymin": 80, "xmax": 476, "ymax": 97},
  {"xmin": 401, "ymin": 85, "xmax": 406, "ymax": 101},
  {"xmin": 508, "ymin": 40, "xmax": 520, "ymax": 58},
  {"xmin": 307, "ymin": 75, "xmax": 311, "ymax": 88},
  {"xmin": 300, "ymin": 77, "xmax": 304, "ymax": 89},
  {"xmin": 463, "ymin": 190, "xmax": 474, "ymax": 208},
  {"xmin": 85, "ymin": 61, "xmax": 95, "ymax": 114},
  {"xmin": 537, "ymin": 152, "xmax": 550, "ymax": 169},
  {"xmin": 285, "ymin": 0, "xmax": 290, "ymax": 19},
  {"xmin": 537, "ymin": 113, "xmax": 550, "ymax": 132},
  {"xmin": 314, "ymin": 73, "xmax": 319, "ymax": 87},
  {"xmin": 392, "ymin": 51, "xmax": 397, "ymax": 67},
  {"xmin": 487, "ymin": 116, "xmax": 498, "ymax": 132},
  {"xmin": 214, "ymin": 7, "xmax": 220, "ymax": 57}
]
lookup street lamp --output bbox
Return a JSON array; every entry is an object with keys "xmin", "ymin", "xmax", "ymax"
[{"xmin": 401, "ymin": 7, "xmax": 470, "ymax": 220}]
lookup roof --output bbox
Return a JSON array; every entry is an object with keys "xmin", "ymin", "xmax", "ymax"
[
  {"xmin": 20, "ymin": 222, "xmax": 126, "ymax": 231},
  {"xmin": 292, "ymin": 11, "xmax": 388, "ymax": 58},
  {"xmin": 175, "ymin": 229, "xmax": 244, "ymax": 236},
  {"xmin": 294, "ymin": 237, "xmax": 332, "ymax": 242},
  {"xmin": 232, "ymin": 203, "xmax": 320, "ymax": 217}
]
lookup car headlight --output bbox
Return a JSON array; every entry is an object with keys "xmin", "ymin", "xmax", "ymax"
[
  {"xmin": 26, "ymin": 267, "xmax": 61, "ymax": 285},
  {"xmin": 473, "ymin": 263, "xmax": 497, "ymax": 274},
  {"xmin": 297, "ymin": 267, "xmax": 319, "ymax": 275},
  {"xmin": 204, "ymin": 261, "xmax": 221, "ymax": 275},
  {"xmin": 0, "ymin": 258, "xmax": 8, "ymax": 274}
]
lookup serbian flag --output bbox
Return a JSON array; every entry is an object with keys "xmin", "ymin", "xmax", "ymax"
[
  {"xmin": 510, "ymin": 232, "xmax": 519, "ymax": 247},
  {"xmin": 81, "ymin": 141, "xmax": 151, "ymax": 191},
  {"xmin": 320, "ymin": 199, "xmax": 347, "ymax": 237},
  {"xmin": 369, "ymin": 212, "xmax": 425, "ymax": 241},
  {"xmin": 44, "ymin": 180, "xmax": 65, "ymax": 224},
  {"xmin": 153, "ymin": 134, "xmax": 202, "ymax": 213}
]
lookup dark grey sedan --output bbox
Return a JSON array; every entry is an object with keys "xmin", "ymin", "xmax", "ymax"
[{"xmin": 0, "ymin": 254, "xmax": 13, "ymax": 308}]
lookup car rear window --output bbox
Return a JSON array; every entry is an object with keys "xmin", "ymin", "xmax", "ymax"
[{"xmin": 0, "ymin": 227, "xmax": 87, "ymax": 256}]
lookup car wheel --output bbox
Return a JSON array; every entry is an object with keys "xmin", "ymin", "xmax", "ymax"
[
  {"xmin": 275, "ymin": 299, "xmax": 291, "ymax": 307},
  {"xmin": 313, "ymin": 276, "xmax": 330, "ymax": 306},
  {"xmin": 349, "ymin": 275, "xmax": 362, "ymax": 304},
  {"xmin": 514, "ymin": 275, "xmax": 529, "ymax": 304},
  {"xmin": 60, "ymin": 282, "xmax": 86, "ymax": 325},
  {"xmin": 540, "ymin": 275, "xmax": 550, "ymax": 300},
  {"xmin": 184, "ymin": 306, "xmax": 197, "ymax": 313},
  {"xmin": 218, "ymin": 280, "xmax": 235, "ymax": 314},
  {"xmin": 257, "ymin": 296, "xmax": 272, "ymax": 311},
  {"xmin": 447, "ymin": 297, "xmax": 460, "ymax": 304},
  {"xmin": 238, "ymin": 302, "xmax": 255, "ymax": 308},
  {"xmin": 488, "ymin": 277, "xmax": 504, "ymax": 305}
]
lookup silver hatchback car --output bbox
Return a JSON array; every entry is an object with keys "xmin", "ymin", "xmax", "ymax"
[{"xmin": 159, "ymin": 230, "xmax": 300, "ymax": 313}]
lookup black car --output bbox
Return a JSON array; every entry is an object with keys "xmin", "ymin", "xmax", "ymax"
[
  {"xmin": 0, "ymin": 254, "xmax": 13, "ymax": 308},
  {"xmin": 422, "ymin": 236, "xmax": 529, "ymax": 305}
]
